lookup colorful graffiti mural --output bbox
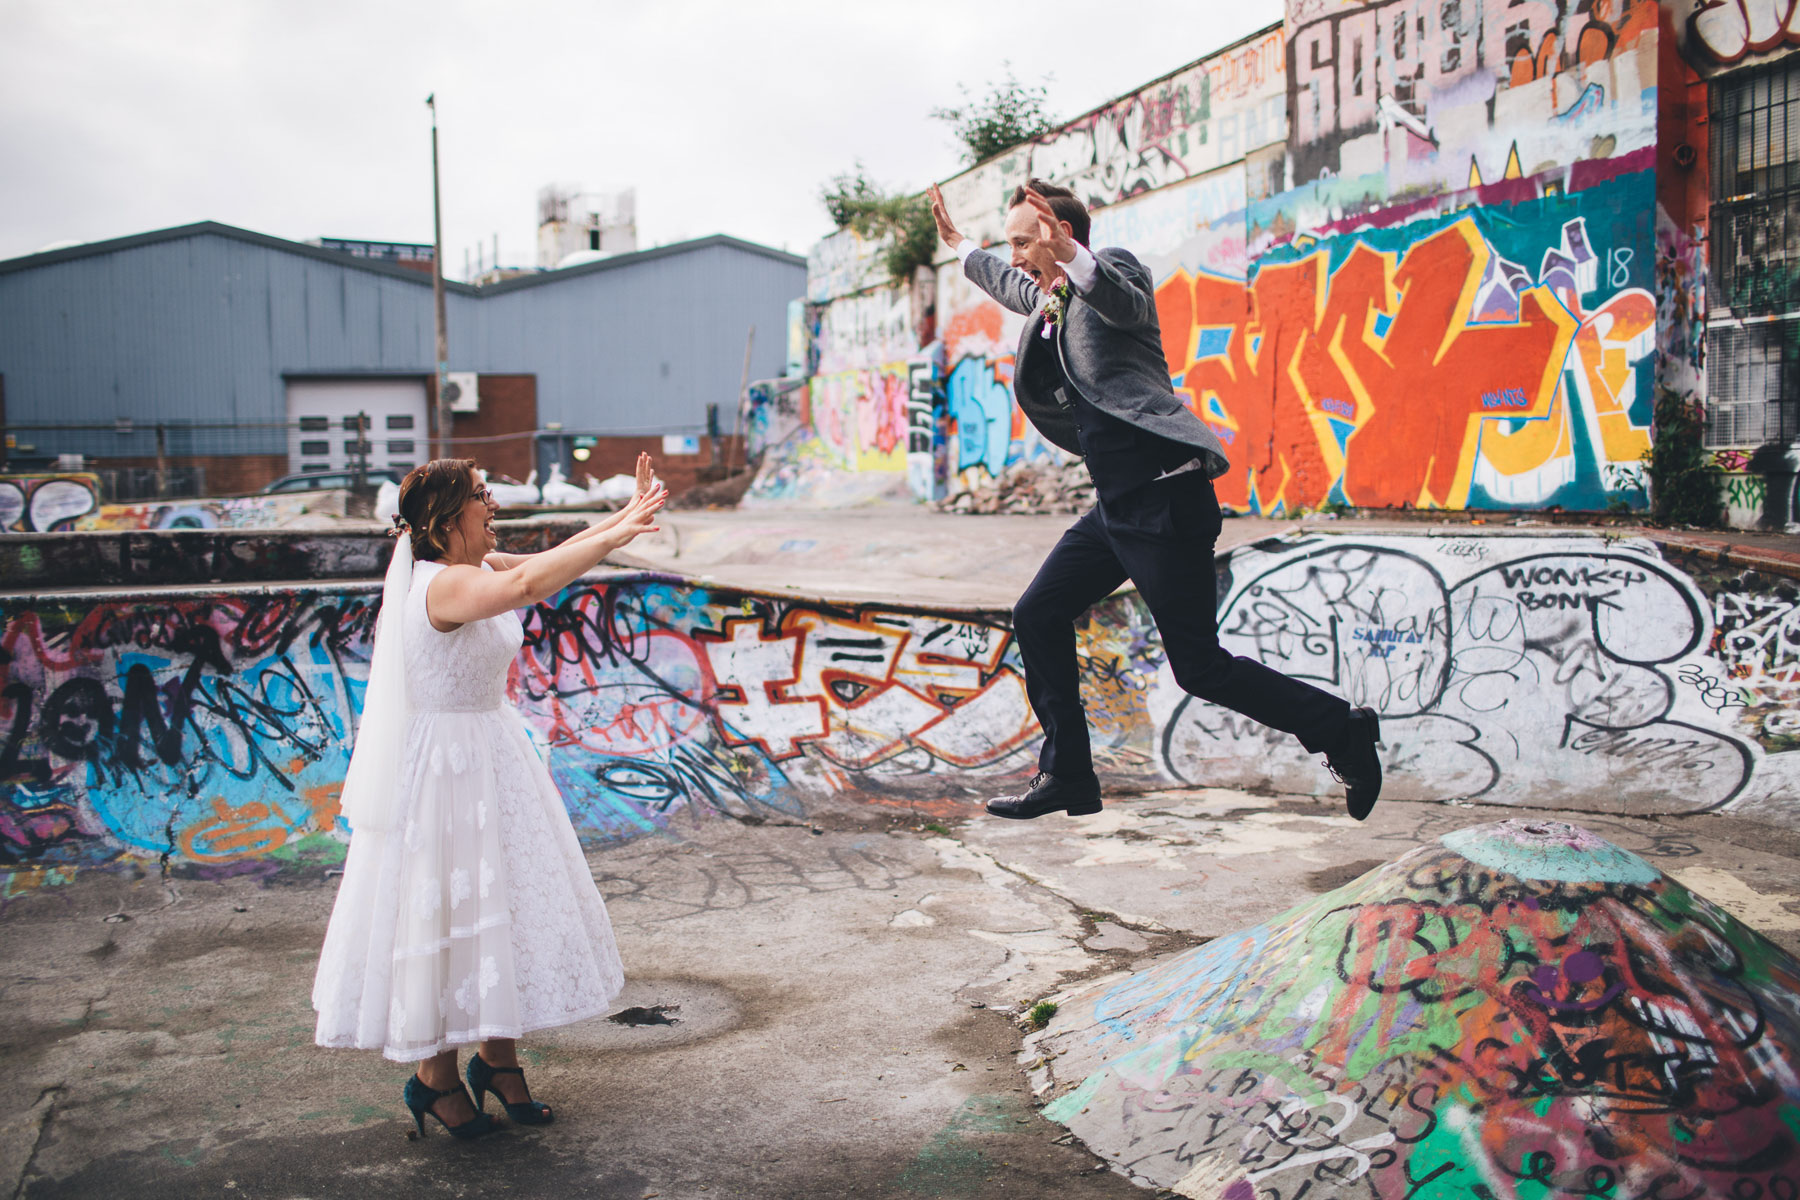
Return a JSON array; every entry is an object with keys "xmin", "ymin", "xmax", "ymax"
[
  {"xmin": 9, "ymin": 533, "xmax": 1800, "ymax": 879},
  {"xmin": 1027, "ymin": 26, "xmax": 1287, "ymax": 211},
  {"xmin": 0, "ymin": 575, "xmax": 1050, "ymax": 874},
  {"xmin": 1038, "ymin": 818, "xmax": 1800, "ymax": 1197},
  {"xmin": 77, "ymin": 492, "xmax": 324, "ymax": 531},
  {"xmin": 0, "ymin": 590, "xmax": 374, "ymax": 872},
  {"xmin": 1674, "ymin": 0, "xmax": 1800, "ymax": 70},
  {"xmin": 1, "ymin": 473, "xmax": 333, "ymax": 533},
  {"xmin": 1284, "ymin": 0, "xmax": 1659, "ymax": 202},
  {"xmin": 1156, "ymin": 533, "xmax": 1786, "ymax": 809},
  {"xmin": 777, "ymin": 0, "xmax": 1703, "ymax": 516},
  {"xmin": 1157, "ymin": 171, "xmax": 1656, "ymax": 513},
  {"xmin": 744, "ymin": 365, "xmax": 920, "ymax": 508},
  {"xmin": 0, "ymin": 473, "xmax": 100, "ymax": 532}
]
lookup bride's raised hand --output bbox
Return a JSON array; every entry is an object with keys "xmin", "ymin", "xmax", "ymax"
[
  {"xmin": 613, "ymin": 482, "xmax": 666, "ymax": 542},
  {"xmin": 634, "ymin": 452, "xmax": 657, "ymax": 498}
]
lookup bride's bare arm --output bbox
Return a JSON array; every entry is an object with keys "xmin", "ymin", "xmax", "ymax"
[
  {"xmin": 432, "ymin": 484, "xmax": 665, "ymax": 630},
  {"xmin": 482, "ymin": 453, "xmax": 659, "ymax": 570}
]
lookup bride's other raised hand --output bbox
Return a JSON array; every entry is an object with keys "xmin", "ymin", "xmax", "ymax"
[
  {"xmin": 614, "ymin": 482, "xmax": 664, "ymax": 541},
  {"xmin": 634, "ymin": 452, "xmax": 658, "ymax": 498}
]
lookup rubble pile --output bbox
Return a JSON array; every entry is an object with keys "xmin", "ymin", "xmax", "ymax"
[{"xmin": 937, "ymin": 458, "xmax": 1095, "ymax": 515}]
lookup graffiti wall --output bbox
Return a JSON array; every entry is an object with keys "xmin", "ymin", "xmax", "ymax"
[
  {"xmin": 77, "ymin": 492, "xmax": 326, "ymax": 531},
  {"xmin": 1040, "ymin": 819, "xmax": 1800, "ymax": 1197},
  {"xmin": 930, "ymin": 27, "xmax": 1289, "ymax": 246},
  {"xmin": 743, "ymin": 364, "xmax": 918, "ymax": 508},
  {"xmin": 778, "ymin": 0, "xmax": 1713, "ymax": 515},
  {"xmin": 0, "ymin": 473, "xmax": 100, "ymax": 532},
  {"xmin": 1028, "ymin": 25, "xmax": 1287, "ymax": 211},
  {"xmin": 1176, "ymin": 169, "xmax": 1657, "ymax": 514},
  {"xmin": 1284, "ymin": 0, "xmax": 1659, "ymax": 205},
  {"xmin": 753, "ymin": 226, "xmax": 930, "ymax": 505},
  {"xmin": 7, "ymin": 532, "xmax": 1800, "ymax": 881},
  {"xmin": 1156, "ymin": 532, "xmax": 1798, "ymax": 814},
  {"xmin": 0, "ymin": 474, "xmax": 333, "ymax": 533},
  {"xmin": 1670, "ymin": 0, "xmax": 1800, "ymax": 75},
  {"xmin": 0, "ymin": 575, "xmax": 1051, "ymax": 880}
]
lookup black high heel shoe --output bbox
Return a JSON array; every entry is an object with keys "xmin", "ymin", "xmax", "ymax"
[
  {"xmin": 467, "ymin": 1052, "xmax": 555, "ymax": 1125},
  {"xmin": 404, "ymin": 1074, "xmax": 497, "ymax": 1139}
]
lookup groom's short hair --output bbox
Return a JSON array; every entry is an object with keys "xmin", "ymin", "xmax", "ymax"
[{"xmin": 1008, "ymin": 180, "xmax": 1090, "ymax": 247}]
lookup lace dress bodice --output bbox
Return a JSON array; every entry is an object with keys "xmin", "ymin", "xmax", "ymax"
[{"xmin": 405, "ymin": 562, "xmax": 523, "ymax": 712}]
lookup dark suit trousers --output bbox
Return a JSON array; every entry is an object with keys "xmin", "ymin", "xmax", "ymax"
[{"xmin": 1013, "ymin": 472, "xmax": 1350, "ymax": 777}]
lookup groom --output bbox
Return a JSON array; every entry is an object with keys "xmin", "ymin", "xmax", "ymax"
[{"xmin": 927, "ymin": 179, "xmax": 1384, "ymax": 821}]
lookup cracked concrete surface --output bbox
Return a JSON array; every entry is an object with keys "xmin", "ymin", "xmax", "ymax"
[{"xmin": 3, "ymin": 789, "xmax": 1798, "ymax": 1198}]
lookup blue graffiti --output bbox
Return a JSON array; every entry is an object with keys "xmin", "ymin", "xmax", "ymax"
[{"xmin": 946, "ymin": 356, "xmax": 1013, "ymax": 478}]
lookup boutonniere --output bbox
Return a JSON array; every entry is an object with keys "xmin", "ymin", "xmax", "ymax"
[{"xmin": 1039, "ymin": 279, "xmax": 1073, "ymax": 339}]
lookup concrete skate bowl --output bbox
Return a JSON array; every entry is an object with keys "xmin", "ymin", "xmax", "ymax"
[
  {"xmin": 1034, "ymin": 819, "xmax": 1800, "ymax": 1198},
  {"xmin": 4, "ymin": 530, "xmax": 1800, "ymax": 887}
]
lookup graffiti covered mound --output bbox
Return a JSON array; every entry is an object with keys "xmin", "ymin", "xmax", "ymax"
[{"xmin": 1038, "ymin": 819, "xmax": 1800, "ymax": 1197}]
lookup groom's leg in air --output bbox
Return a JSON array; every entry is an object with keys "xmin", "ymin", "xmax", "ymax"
[
  {"xmin": 989, "ymin": 508, "xmax": 1128, "ymax": 819},
  {"xmin": 1111, "ymin": 474, "xmax": 1383, "ymax": 816}
]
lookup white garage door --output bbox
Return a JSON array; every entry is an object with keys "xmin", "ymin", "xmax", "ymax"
[{"xmin": 285, "ymin": 379, "xmax": 430, "ymax": 475}]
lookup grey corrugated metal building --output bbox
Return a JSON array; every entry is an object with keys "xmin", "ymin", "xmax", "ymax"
[{"xmin": 0, "ymin": 221, "xmax": 804, "ymax": 493}]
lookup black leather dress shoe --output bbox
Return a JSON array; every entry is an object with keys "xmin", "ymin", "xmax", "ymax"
[
  {"xmin": 985, "ymin": 772, "xmax": 1103, "ymax": 819},
  {"xmin": 1325, "ymin": 706, "xmax": 1384, "ymax": 821}
]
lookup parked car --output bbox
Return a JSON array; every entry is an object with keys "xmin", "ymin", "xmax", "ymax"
[{"xmin": 260, "ymin": 468, "xmax": 402, "ymax": 494}]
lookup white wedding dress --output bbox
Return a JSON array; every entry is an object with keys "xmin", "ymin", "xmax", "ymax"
[{"xmin": 313, "ymin": 560, "xmax": 625, "ymax": 1061}]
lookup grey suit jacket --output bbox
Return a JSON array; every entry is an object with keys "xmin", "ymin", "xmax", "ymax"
[{"xmin": 961, "ymin": 245, "xmax": 1231, "ymax": 478}]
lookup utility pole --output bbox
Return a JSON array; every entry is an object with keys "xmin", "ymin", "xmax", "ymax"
[{"xmin": 428, "ymin": 93, "xmax": 451, "ymax": 461}]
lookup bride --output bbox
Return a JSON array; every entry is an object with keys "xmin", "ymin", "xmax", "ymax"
[{"xmin": 313, "ymin": 454, "xmax": 665, "ymax": 1138}]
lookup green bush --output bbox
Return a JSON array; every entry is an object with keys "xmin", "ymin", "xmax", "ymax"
[
  {"xmin": 930, "ymin": 64, "xmax": 1059, "ymax": 164},
  {"xmin": 1645, "ymin": 390, "xmax": 1723, "ymax": 527}
]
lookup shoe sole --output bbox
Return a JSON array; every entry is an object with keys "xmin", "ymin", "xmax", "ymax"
[{"xmin": 984, "ymin": 800, "xmax": 1104, "ymax": 820}]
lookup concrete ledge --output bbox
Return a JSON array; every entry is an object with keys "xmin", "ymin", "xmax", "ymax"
[{"xmin": 0, "ymin": 516, "xmax": 597, "ymax": 591}]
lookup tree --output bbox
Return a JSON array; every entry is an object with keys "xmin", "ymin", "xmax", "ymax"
[
  {"xmin": 930, "ymin": 63, "xmax": 1058, "ymax": 164},
  {"xmin": 818, "ymin": 165, "xmax": 938, "ymax": 289}
]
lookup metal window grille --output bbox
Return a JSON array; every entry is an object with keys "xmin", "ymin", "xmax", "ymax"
[
  {"xmin": 1711, "ymin": 60, "xmax": 1800, "ymax": 315},
  {"xmin": 1706, "ymin": 320, "xmax": 1800, "ymax": 445}
]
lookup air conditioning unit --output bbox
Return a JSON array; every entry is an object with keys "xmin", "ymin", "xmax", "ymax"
[{"xmin": 444, "ymin": 372, "xmax": 481, "ymax": 414}]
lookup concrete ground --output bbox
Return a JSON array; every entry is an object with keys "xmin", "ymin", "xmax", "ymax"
[
  {"xmin": 5, "ymin": 786, "xmax": 1798, "ymax": 1200},
  {"xmin": 9, "ymin": 504, "xmax": 1800, "ymax": 1197}
]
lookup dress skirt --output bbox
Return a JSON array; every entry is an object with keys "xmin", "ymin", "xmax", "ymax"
[{"xmin": 312, "ymin": 704, "xmax": 625, "ymax": 1062}]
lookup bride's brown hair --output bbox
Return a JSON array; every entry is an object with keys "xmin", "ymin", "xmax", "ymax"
[{"xmin": 395, "ymin": 459, "xmax": 479, "ymax": 561}]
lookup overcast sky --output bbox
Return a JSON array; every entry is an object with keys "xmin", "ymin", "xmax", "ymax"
[{"xmin": 0, "ymin": 0, "xmax": 1286, "ymax": 278}]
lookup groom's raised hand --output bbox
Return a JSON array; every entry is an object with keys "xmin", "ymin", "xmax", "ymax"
[
  {"xmin": 1022, "ymin": 188, "xmax": 1078, "ymax": 266},
  {"xmin": 633, "ymin": 451, "xmax": 657, "ymax": 498},
  {"xmin": 926, "ymin": 184, "xmax": 964, "ymax": 250}
]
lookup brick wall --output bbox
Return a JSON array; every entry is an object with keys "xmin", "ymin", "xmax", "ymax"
[
  {"xmin": 84, "ymin": 453, "xmax": 289, "ymax": 497},
  {"xmin": 440, "ymin": 373, "xmax": 537, "ymax": 483}
]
